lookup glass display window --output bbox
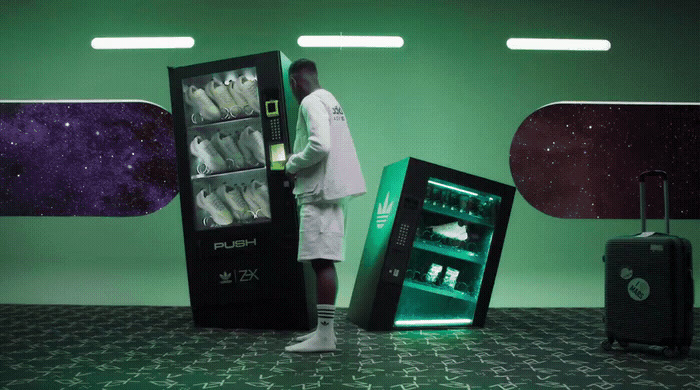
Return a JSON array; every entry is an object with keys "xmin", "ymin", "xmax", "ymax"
[
  {"xmin": 394, "ymin": 178, "xmax": 502, "ymax": 327},
  {"xmin": 181, "ymin": 68, "xmax": 270, "ymax": 231}
]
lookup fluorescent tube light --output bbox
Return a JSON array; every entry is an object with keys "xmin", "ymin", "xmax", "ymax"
[
  {"xmin": 91, "ymin": 37, "xmax": 195, "ymax": 49},
  {"xmin": 428, "ymin": 180, "xmax": 478, "ymax": 196},
  {"xmin": 395, "ymin": 318, "xmax": 473, "ymax": 327},
  {"xmin": 298, "ymin": 35, "xmax": 404, "ymax": 48},
  {"xmin": 507, "ymin": 38, "xmax": 610, "ymax": 51}
]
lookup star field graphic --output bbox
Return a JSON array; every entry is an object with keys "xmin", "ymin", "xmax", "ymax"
[
  {"xmin": 0, "ymin": 102, "xmax": 177, "ymax": 216},
  {"xmin": 510, "ymin": 103, "xmax": 699, "ymax": 219}
]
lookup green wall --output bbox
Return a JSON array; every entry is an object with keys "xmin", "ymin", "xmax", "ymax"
[{"xmin": 1, "ymin": 0, "xmax": 698, "ymax": 307}]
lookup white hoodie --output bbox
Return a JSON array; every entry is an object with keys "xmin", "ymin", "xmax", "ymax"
[{"xmin": 285, "ymin": 89, "xmax": 366, "ymax": 203}]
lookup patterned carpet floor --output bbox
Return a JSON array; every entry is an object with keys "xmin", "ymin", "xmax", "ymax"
[{"xmin": 1, "ymin": 305, "xmax": 698, "ymax": 389}]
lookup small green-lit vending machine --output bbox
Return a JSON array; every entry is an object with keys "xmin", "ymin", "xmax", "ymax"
[{"xmin": 348, "ymin": 157, "xmax": 515, "ymax": 329}]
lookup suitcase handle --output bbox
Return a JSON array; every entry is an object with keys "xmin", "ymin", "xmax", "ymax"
[{"xmin": 638, "ymin": 170, "xmax": 669, "ymax": 234}]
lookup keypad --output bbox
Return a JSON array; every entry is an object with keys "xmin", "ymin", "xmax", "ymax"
[
  {"xmin": 270, "ymin": 118, "xmax": 281, "ymax": 142},
  {"xmin": 395, "ymin": 223, "xmax": 411, "ymax": 246}
]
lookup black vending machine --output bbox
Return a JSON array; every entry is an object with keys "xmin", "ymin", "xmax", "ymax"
[
  {"xmin": 168, "ymin": 51, "xmax": 315, "ymax": 329},
  {"xmin": 348, "ymin": 158, "xmax": 515, "ymax": 330}
]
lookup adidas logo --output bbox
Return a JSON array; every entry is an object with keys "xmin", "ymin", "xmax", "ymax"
[
  {"xmin": 320, "ymin": 321, "xmax": 330, "ymax": 326},
  {"xmin": 376, "ymin": 192, "xmax": 394, "ymax": 229},
  {"xmin": 219, "ymin": 272, "xmax": 233, "ymax": 284}
]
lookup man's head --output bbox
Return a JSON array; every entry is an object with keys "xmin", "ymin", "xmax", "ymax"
[{"xmin": 289, "ymin": 59, "xmax": 320, "ymax": 103}]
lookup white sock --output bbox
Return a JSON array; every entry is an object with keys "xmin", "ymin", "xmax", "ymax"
[
  {"xmin": 286, "ymin": 305, "xmax": 336, "ymax": 353},
  {"xmin": 315, "ymin": 304, "xmax": 335, "ymax": 337},
  {"xmin": 296, "ymin": 304, "xmax": 338, "ymax": 342}
]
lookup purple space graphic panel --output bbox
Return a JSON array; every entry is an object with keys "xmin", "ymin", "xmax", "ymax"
[
  {"xmin": 510, "ymin": 103, "xmax": 699, "ymax": 219},
  {"xmin": 0, "ymin": 101, "xmax": 177, "ymax": 216}
]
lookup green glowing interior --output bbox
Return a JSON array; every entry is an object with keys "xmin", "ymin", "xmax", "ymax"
[{"xmin": 394, "ymin": 178, "xmax": 501, "ymax": 327}]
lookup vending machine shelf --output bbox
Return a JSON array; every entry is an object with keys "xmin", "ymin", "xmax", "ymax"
[
  {"xmin": 191, "ymin": 166, "xmax": 266, "ymax": 180},
  {"xmin": 402, "ymin": 279, "xmax": 476, "ymax": 302},
  {"xmin": 422, "ymin": 202, "xmax": 494, "ymax": 228},
  {"xmin": 187, "ymin": 115, "xmax": 260, "ymax": 131},
  {"xmin": 412, "ymin": 238, "xmax": 485, "ymax": 264}
]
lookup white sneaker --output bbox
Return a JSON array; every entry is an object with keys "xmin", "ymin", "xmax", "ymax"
[
  {"xmin": 215, "ymin": 184, "xmax": 252, "ymax": 222},
  {"xmin": 190, "ymin": 136, "xmax": 227, "ymax": 174},
  {"xmin": 249, "ymin": 179, "xmax": 271, "ymax": 218},
  {"xmin": 428, "ymin": 221, "xmax": 468, "ymax": 241},
  {"xmin": 238, "ymin": 126, "xmax": 265, "ymax": 165},
  {"xmin": 226, "ymin": 80, "xmax": 255, "ymax": 116},
  {"xmin": 240, "ymin": 182, "xmax": 264, "ymax": 218},
  {"xmin": 184, "ymin": 85, "xmax": 221, "ymax": 121},
  {"xmin": 205, "ymin": 80, "xmax": 242, "ymax": 118},
  {"xmin": 234, "ymin": 76, "xmax": 260, "ymax": 113},
  {"xmin": 195, "ymin": 189, "xmax": 233, "ymax": 226},
  {"xmin": 234, "ymin": 130, "xmax": 256, "ymax": 167},
  {"xmin": 240, "ymin": 181, "xmax": 271, "ymax": 218},
  {"xmin": 210, "ymin": 132, "xmax": 246, "ymax": 170}
]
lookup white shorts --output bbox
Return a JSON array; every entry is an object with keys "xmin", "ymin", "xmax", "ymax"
[{"xmin": 297, "ymin": 201, "xmax": 347, "ymax": 262}]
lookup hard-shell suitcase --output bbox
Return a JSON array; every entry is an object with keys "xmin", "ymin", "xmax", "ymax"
[{"xmin": 602, "ymin": 170, "xmax": 694, "ymax": 357}]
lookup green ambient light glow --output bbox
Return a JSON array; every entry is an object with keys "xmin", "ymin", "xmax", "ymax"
[
  {"xmin": 506, "ymin": 38, "xmax": 610, "ymax": 51},
  {"xmin": 428, "ymin": 180, "xmax": 478, "ymax": 196},
  {"xmin": 297, "ymin": 35, "xmax": 404, "ymax": 48},
  {"xmin": 91, "ymin": 37, "xmax": 195, "ymax": 49},
  {"xmin": 395, "ymin": 318, "xmax": 473, "ymax": 327}
]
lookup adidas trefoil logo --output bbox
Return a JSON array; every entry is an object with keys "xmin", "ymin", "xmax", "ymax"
[
  {"xmin": 219, "ymin": 271, "xmax": 233, "ymax": 284},
  {"xmin": 376, "ymin": 192, "xmax": 394, "ymax": 229},
  {"xmin": 320, "ymin": 321, "xmax": 330, "ymax": 326}
]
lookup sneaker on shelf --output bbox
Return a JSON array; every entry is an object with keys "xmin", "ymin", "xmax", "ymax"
[
  {"xmin": 190, "ymin": 136, "xmax": 227, "ymax": 174},
  {"xmin": 195, "ymin": 189, "xmax": 233, "ymax": 226},
  {"xmin": 205, "ymin": 79, "xmax": 242, "ymax": 119},
  {"xmin": 238, "ymin": 126, "xmax": 265, "ymax": 165},
  {"xmin": 240, "ymin": 182, "xmax": 264, "ymax": 219},
  {"xmin": 210, "ymin": 132, "xmax": 246, "ymax": 170},
  {"xmin": 234, "ymin": 130, "xmax": 257, "ymax": 167},
  {"xmin": 249, "ymin": 179, "xmax": 271, "ymax": 218},
  {"xmin": 427, "ymin": 221, "xmax": 468, "ymax": 241},
  {"xmin": 184, "ymin": 85, "xmax": 221, "ymax": 122},
  {"xmin": 215, "ymin": 184, "xmax": 252, "ymax": 222},
  {"xmin": 226, "ymin": 80, "xmax": 254, "ymax": 116},
  {"xmin": 234, "ymin": 76, "xmax": 260, "ymax": 113}
]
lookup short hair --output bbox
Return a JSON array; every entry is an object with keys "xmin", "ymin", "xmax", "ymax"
[{"xmin": 289, "ymin": 59, "xmax": 317, "ymax": 76}]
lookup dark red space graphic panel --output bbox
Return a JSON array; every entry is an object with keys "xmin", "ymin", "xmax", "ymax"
[
  {"xmin": 0, "ymin": 101, "xmax": 177, "ymax": 216},
  {"xmin": 510, "ymin": 102, "xmax": 699, "ymax": 219}
]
